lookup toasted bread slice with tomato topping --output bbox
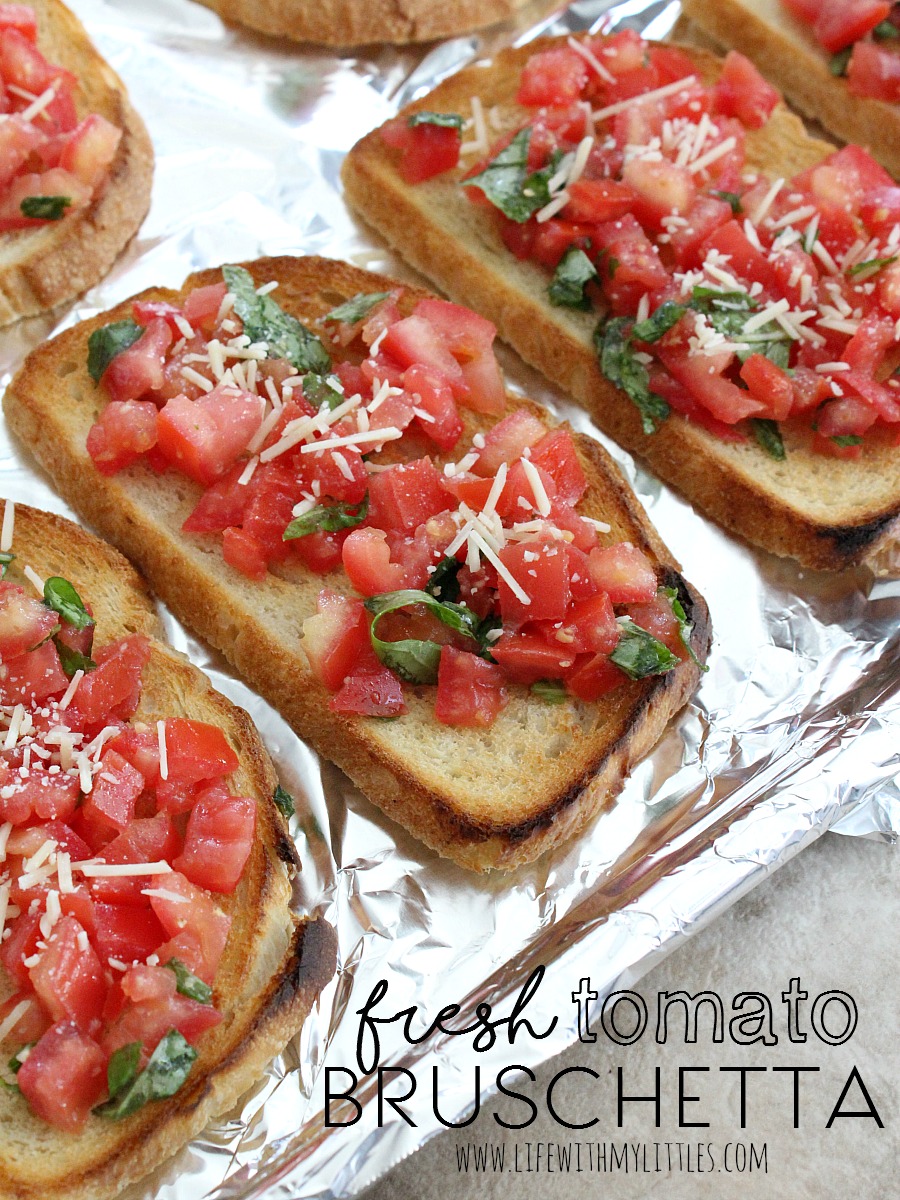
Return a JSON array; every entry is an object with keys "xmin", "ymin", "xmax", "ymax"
[
  {"xmin": 680, "ymin": 0, "xmax": 900, "ymax": 178},
  {"xmin": 3, "ymin": 255, "xmax": 710, "ymax": 872},
  {"xmin": 340, "ymin": 38, "xmax": 900, "ymax": 571},
  {"xmin": 0, "ymin": 502, "xmax": 335, "ymax": 1200},
  {"xmin": 0, "ymin": 0, "xmax": 152, "ymax": 326},
  {"xmin": 196, "ymin": 0, "xmax": 542, "ymax": 48}
]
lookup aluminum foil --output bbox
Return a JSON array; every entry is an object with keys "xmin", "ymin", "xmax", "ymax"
[{"xmin": 0, "ymin": 0, "xmax": 898, "ymax": 1196}]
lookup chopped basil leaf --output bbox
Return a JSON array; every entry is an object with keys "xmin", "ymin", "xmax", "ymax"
[
  {"xmin": 106, "ymin": 1042, "xmax": 141, "ymax": 1102},
  {"xmin": 873, "ymin": 18, "xmax": 900, "ymax": 39},
  {"xmin": 165, "ymin": 958, "xmax": 213, "ymax": 1004},
  {"xmin": 0, "ymin": 550, "xmax": 13, "ymax": 580},
  {"xmin": 364, "ymin": 589, "xmax": 480, "ymax": 684},
  {"xmin": 87, "ymin": 319, "xmax": 143, "ymax": 383},
  {"xmin": 96, "ymin": 1030, "xmax": 197, "ymax": 1120},
  {"xmin": 610, "ymin": 618, "xmax": 680, "ymax": 679},
  {"xmin": 465, "ymin": 130, "xmax": 562, "ymax": 224},
  {"xmin": 530, "ymin": 679, "xmax": 568, "ymax": 704},
  {"xmin": 303, "ymin": 373, "xmax": 344, "ymax": 410},
  {"xmin": 323, "ymin": 292, "xmax": 391, "ymax": 325},
  {"xmin": 425, "ymin": 555, "xmax": 463, "ymax": 602},
  {"xmin": 54, "ymin": 640, "xmax": 96, "ymax": 677},
  {"xmin": 20, "ymin": 194, "xmax": 70, "ymax": 220},
  {"xmin": 548, "ymin": 247, "xmax": 597, "ymax": 310},
  {"xmin": 632, "ymin": 300, "xmax": 686, "ymax": 343},
  {"xmin": 596, "ymin": 317, "xmax": 670, "ymax": 435},
  {"xmin": 750, "ymin": 417, "xmax": 786, "ymax": 461},
  {"xmin": 847, "ymin": 255, "xmax": 898, "ymax": 277},
  {"xmin": 832, "ymin": 433, "xmax": 864, "ymax": 447},
  {"xmin": 662, "ymin": 586, "xmax": 708, "ymax": 672},
  {"xmin": 711, "ymin": 189, "xmax": 743, "ymax": 214},
  {"xmin": 222, "ymin": 265, "xmax": 331, "ymax": 375},
  {"xmin": 475, "ymin": 613, "xmax": 503, "ymax": 661},
  {"xmin": 760, "ymin": 340, "xmax": 791, "ymax": 370},
  {"xmin": 829, "ymin": 47, "xmax": 852, "ymax": 76},
  {"xmin": 273, "ymin": 784, "xmax": 295, "ymax": 818},
  {"xmin": 43, "ymin": 576, "xmax": 94, "ymax": 631},
  {"xmin": 407, "ymin": 111, "xmax": 464, "ymax": 129},
  {"xmin": 691, "ymin": 286, "xmax": 755, "ymax": 312},
  {"xmin": 606, "ymin": 255, "xmax": 620, "ymax": 278},
  {"xmin": 283, "ymin": 494, "xmax": 368, "ymax": 540}
]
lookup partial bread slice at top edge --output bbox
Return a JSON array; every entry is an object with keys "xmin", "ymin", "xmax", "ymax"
[
  {"xmin": 0, "ymin": 503, "xmax": 336, "ymax": 1200},
  {"xmin": 195, "ymin": 0, "xmax": 542, "ymax": 48},
  {"xmin": 0, "ymin": 0, "xmax": 153, "ymax": 326},
  {"xmin": 340, "ymin": 38, "xmax": 900, "ymax": 572},
  {"xmin": 681, "ymin": 0, "xmax": 900, "ymax": 178},
  {"xmin": 3, "ymin": 254, "xmax": 710, "ymax": 872}
]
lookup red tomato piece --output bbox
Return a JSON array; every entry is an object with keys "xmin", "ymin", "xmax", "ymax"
[
  {"xmin": 86, "ymin": 399, "xmax": 158, "ymax": 475},
  {"xmin": 222, "ymin": 526, "xmax": 267, "ymax": 581},
  {"xmin": 566, "ymin": 654, "xmax": 629, "ymax": 702},
  {"xmin": 181, "ymin": 463, "xmax": 251, "ymax": 533},
  {"xmin": 380, "ymin": 117, "xmax": 461, "ymax": 183},
  {"xmin": 58, "ymin": 114, "xmax": 121, "ymax": 191},
  {"xmin": 92, "ymin": 903, "xmax": 167, "ymax": 966},
  {"xmin": 107, "ymin": 727, "xmax": 160, "ymax": 789},
  {"xmin": 517, "ymin": 46, "xmax": 589, "ymax": 106},
  {"xmin": 1, "ymin": 910, "xmax": 41, "ymax": 986},
  {"xmin": 29, "ymin": 916, "xmax": 107, "ymax": 1033},
  {"xmin": 587, "ymin": 542, "xmax": 657, "ymax": 604},
  {"xmin": 0, "ymin": 640, "xmax": 68, "ymax": 706},
  {"xmin": 156, "ymin": 384, "xmax": 262, "ymax": 486},
  {"xmin": 623, "ymin": 158, "xmax": 697, "ymax": 232},
  {"xmin": 491, "ymin": 628, "xmax": 579, "ymax": 684},
  {"xmin": 0, "ymin": 113, "xmax": 44, "ymax": 188},
  {"xmin": 0, "ymin": 6, "xmax": 38, "ymax": 39},
  {"xmin": 84, "ymin": 748, "xmax": 144, "ymax": 832},
  {"xmin": 791, "ymin": 365, "xmax": 833, "ymax": 414},
  {"xmin": 174, "ymin": 785, "xmax": 256, "ymax": 894},
  {"xmin": 342, "ymin": 527, "xmax": 410, "ymax": 596},
  {"xmin": 0, "ymin": 991, "xmax": 50, "ymax": 1045},
  {"xmin": 69, "ymin": 633, "xmax": 150, "ymax": 728},
  {"xmin": 493, "ymin": 460, "xmax": 558, "ymax": 521},
  {"xmin": 102, "ymin": 813, "xmax": 180, "ymax": 871},
  {"xmin": 102, "ymin": 316, "xmax": 172, "ymax": 403},
  {"xmin": 103, "ymin": 991, "xmax": 222, "ymax": 1061},
  {"xmin": 860, "ymin": 185, "xmax": 900, "ymax": 232},
  {"xmin": 474, "ymin": 410, "xmax": 547, "ymax": 476},
  {"xmin": 302, "ymin": 588, "xmax": 370, "ymax": 691},
  {"xmin": 147, "ymin": 871, "xmax": 231, "ymax": 984},
  {"xmin": 0, "ymin": 763, "xmax": 79, "ymax": 825},
  {"xmin": 549, "ymin": 592, "xmax": 620, "ymax": 655},
  {"xmin": 403, "ymin": 363, "xmax": 463, "ymax": 450},
  {"xmin": 565, "ymin": 178, "xmax": 636, "ymax": 224},
  {"xmin": 528, "ymin": 428, "xmax": 587, "ymax": 505},
  {"xmin": 329, "ymin": 662, "xmax": 407, "ymax": 717},
  {"xmin": 700, "ymin": 219, "xmax": 780, "ymax": 293},
  {"xmin": 381, "ymin": 315, "xmax": 466, "ymax": 396},
  {"xmin": 739, "ymin": 354, "xmax": 794, "ymax": 421},
  {"xmin": 412, "ymin": 297, "xmax": 495, "ymax": 361},
  {"xmin": 367, "ymin": 457, "xmax": 451, "ymax": 533},
  {"xmin": 183, "ymin": 282, "xmax": 228, "ymax": 332},
  {"xmin": 711, "ymin": 51, "xmax": 779, "ymax": 129},
  {"xmin": 120, "ymin": 963, "xmax": 177, "ymax": 1005},
  {"xmin": 625, "ymin": 594, "xmax": 684, "ymax": 655},
  {"xmin": 163, "ymin": 718, "xmax": 239, "ymax": 785},
  {"xmin": 17, "ymin": 1021, "xmax": 107, "ymax": 1133},
  {"xmin": 814, "ymin": 0, "xmax": 889, "ymax": 52},
  {"xmin": 290, "ymin": 528, "xmax": 348, "ymax": 574},
  {"xmin": 593, "ymin": 214, "xmax": 670, "ymax": 314},
  {"xmin": 666, "ymin": 195, "xmax": 734, "ymax": 269},
  {"xmin": 656, "ymin": 343, "xmax": 765, "ymax": 424},
  {"xmin": 497, "ymin": 539, "xmax": 571, "ymax": 624},
  {"xmin": 0, "ymin": 582, "xmax": 58, "ymax": 657},
  {"xmin": 434, "ymin": 646, "xmax": 508, "ymax": 727}
]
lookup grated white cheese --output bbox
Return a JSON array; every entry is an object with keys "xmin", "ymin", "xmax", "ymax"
[
  {"xmin": 592, "ymin": 76, "xmax": 698, "ymax": 123},
  {"xmin": 0, "ymin": 500, "xmax": 13, "ymax": 553},
  {"xmin": 157, "ymin": 720, "xmax": 168, "ymax": 781},
  {"xmin": 76, "ymin": 860, "xmax": 174, "ymax": 878},
  {"xmin": 58, "ymin": 669, "xmax": 84, "ymax": 712},
  {"xmin": 521, "ymin": 458, "xmax": 552, "ymax": 517},
  {"xmin": 567, "ymin": 35, "xmax": 616, "ymax": 83},
  {"xmin": 749, "ymin": 177, "xmax": 784, "ymax": 226},
  {"xmin": 23, "ymin": 565, "xmax": 44, "ymax": 594}
]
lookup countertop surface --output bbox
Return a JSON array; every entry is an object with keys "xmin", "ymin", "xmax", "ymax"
[{"xmin": 360, "ymin": 831, "xmax": 899, "ymax": 1200}]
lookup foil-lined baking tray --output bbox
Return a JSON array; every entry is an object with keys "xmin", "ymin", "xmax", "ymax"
[{"xmin": 0, "ymin": 0, "xmax": 898, "ymax": 1196}]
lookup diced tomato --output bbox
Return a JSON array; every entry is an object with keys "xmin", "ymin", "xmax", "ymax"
[
  {"xmin": 132, "ymin": 299, "xmax": 185, "ymax": 335},
  {"xmin": 17, "ymin": 1021, "xmax": 107, "ymax": 1132},
  {"xmin": 497, "ymin": 539, "xmax": 571, "ymax": 623},
  {"xmin": 566, "ymin": 653, "xmax": 629, "ymax": 702},
  {"xmin": 162, "ymin": 718, "xmax": 239, "ymax": 785},
  {"xmin": 817, "ymin": 395, "xmax": 879, "ymax": 437},
  {"xmin": 0, "ymin": 991, "xmax": 50, "ymax": 1045},
  {"xmin": 120, "ymin": 963, "xmax": 176, "ymax": 1005},
  {"xmin": 517, "ymin": 46, "xmax": 589, "ymax": 106},
  {"xmin": 29, "ymin": 916, "xmax": 107, "ymax": 1033},
  {"xmin": 222, "ymin": 526, "xmax": 267, "ymax": 581},
  {"xmin": 69, "ymin": 633, "xmax": 150, "ymax": 728},
  {"xmin": 412, "ymin": 297, "xmax": 495, "ymax": 360},
  {"xmin": 380, "ymin": 116, "xmax": 461, "ymax": 183},
  {"xmin": 656, "ymin": 342, "xmax": 764, "ymax": 424},
  {"xmin": 239, "ymin": 463, "xmax": 297, "ymax": 559},
  {"xmin": 156, "ymin": 384, "xmax": 262, "ymax": 486},
  {"xmin": 329, "ymin": 661, "xmax": 407, "ymax": 717},
  {"xmin": 0, "ymin": 113, "xmax": 44, "ymax": 188},
  {"xmin": 491, "ymin": 629, "xmax": 579, "ymax": 684},
  {"xmin": 183, "ymin": 282, "xmax": 228, "ymax": 332},
  {"xmin": 813, "ymin": 0, "xmax": 889, "ymax": 52},
  {"xmin": 175, "ymin": 784, "xmax": 256, "ymax": 894},
  {"xmin": 594, "ymin": 214, "xmax": 670, "ymax": 314},
  {"xmin": 290, "ymin": 528, "xmax": 347, "ymax": 573},
  {"xmin": 181, "ymin": 462, "xmax": 251, "ymax": 533},
  {"xmin": 1, "ymin": 910, "xmax": 41, "ymax": 986},
  {"xmin": 0, "ymin": 762, "xmax": 79, "ymax": 826},
  {"xmin": 147, "ymin": 871, "xmax": 231, "ymax": 985},
  {"xmin": 739, "ymin": 354, "xmax": 794, "ymax": 421},
  {"xmin": 528, "ymin": 428, "xmax": 587, "ymax": 505},
  {"xmin": 843, "ymin": 309, "xmax": 896, "ymax": 374},
  {"xmin": 700, "ymin": 219, "xmax": 780, "ymax": 293},
  {"xmin": 58, "ymin": 114, "xmax": 121, "ymax": 191},
  {"xmin": 860, "ymin": 186, "xmax": 900, "ymax": 233},
  {"xmin": 623, "ymin": 158, "xmax": 697, "ymax": 232},
  {"xmin": 665, "ymin": 195, "xmax": 733, "ymax": 269},
  {"xmin": 0, "ymin": 28, "xmax": 61, "ymax": 93},
  {"xmin": 0, "ymin": 6, "xmax": 38, "ymax": 40},
  {"xmin": 382, "ymin": 315, "xmax": 466, "ymax": 396},
  {"xmin": 546, "ymin": 592, "xmax": 620, "ymax": 655},
  {"xmin": 791, "ymin": 365, "xmax": 833, "ymax": 414},
  {"xmin": 302, "ymin": 588, "xmax": 370, "ymax": 691},
  {"xmin": 493, "ymin": 460, "xmax": 558, "ymax": 521},
  {"xmin": 103, "ymin": 813, "xmax": 180, "ymax": 870},
  {"xmin": 86, "ymin": 399, "xmax": 158, "ymax": 475},
  {"xmin": 92, "ymin": 903, "xmax": 167, "ymax": 966},
  {"xmin": 474, "ymin": 410, "xmax": 547, "ymax": 476},
  {"xmin": 367, "ymin": 457, "xmax": 451, "ymax": 533},
  {"xmin": 434, "ymin": 646, "xmax": 508, "ymax": 727},
  {"xmin": 0, "ymin": 583, "xmax": 58, "ymax": 658},
  {"xmin": 0, "ymin": 640, "xmax": 68, "ymax": 706},
  {"xmin": 342, "ymin": 527, "xmax": 410, "ymax": 596},
  {"xmin": 403, "ymin": 364, "xmax": 463, "ymax": 449},
  {"xmin": 712, "ymin": 51, "xmax": 779, "ymax": 129},
  {"xmin": 102, "ymin": 317, "xmax": 173, "ymax": 403},
  {"xmin": 587, "ymin": 543, "xmax": 657, "ymax": 603},
  {"xmin": 84, "ymin": 748, "xmax": 144, "ymax": 833},
  {"xmin": 625, "ymin": 593, "xmax": 684, "ymax": 655},
  {"xmin": 565, "ymin": 178, "xmax": 636, "ymax": 224}
]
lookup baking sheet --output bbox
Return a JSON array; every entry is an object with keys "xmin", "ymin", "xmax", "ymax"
[{"xmin": 0, "ymin": 0, "xmax": 898, "ymax": 1196}]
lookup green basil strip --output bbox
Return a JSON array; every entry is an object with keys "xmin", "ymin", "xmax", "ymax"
[
  {"xmin": 87, "ymin": 319, "xmax": 143, "ymax": 383},
  {"xmin": 710, "ymin": 189, "xmax": 742, "ymax": 214},
  {"xmin": 20, "ymin": 195, "xmax": 70, "ymax": 220},
  {"xmin": 610, "ymin": 618, "xmax": 680, "ymax": 680},
  {"xmin": 829, "ymin": 48, "xmax": 852, "ymax": 76},
  {"xmin": 105, "ymin": 1042, "xmax": 141, "ymax": 1102},
  {"xmin": 54, "ymin": 640, "xmax": 96, "ymax": 677},
  {"xmin": 596, "ymin": 317, "xmax": 670, "ymax": 435},
  {"xmin": 873, "ymin": 18, "xmax": 900, "ymax": 39},
  {"xmin": 662, "ymin": 586, "xmax": 708, "ymax": 672},
  {"xmin": 690, "ymin": 286, "xmax": 756, "ymax": 312},
  {"xmin": 632, "ymin": 300, "xmax": 687, "ymax": 344},
  {"xmin": 164, "ymin": 958, "xmax": 213, "ymax": 1004},
  {"xmin": 407, "ymin": 111, "xmax": 464, "ymax": 129},
  {"xmin": 465, "ymin": 129, "xmax": 561, "ymax": 224},
  {"xmin": 273, "ymin": 783, "xmax": 295, "ymax": 818},
  {"xmin": 548, "ymin": 247, "xmax": 597, "ymax": 310},
  {"xmin": 302, "ymin": 373, "xmax": 344, "ymax": 410},
  {"xmin": 43, "ymin": 576, "xmax": 94, "ymax": 631},
  {"xmin": 750, "ymin": 418, "xmax": 786, "ymax": 461},
  {"xmin": 0, "ymin": 550, "xmax": 13, "ymax": 580},
  {"xmin": 222, "ymin": 265, "xmax": 331, "ymax": 375},
  {"xmin": 424, "ymin": 555, "xmax": 463, "ymax": 602},
  {"xmin": 323, "ymin": 292, "xmax": 391, "ymax": 325},
  {"xmin": 364, "ymin": 589, "xmax": 481, "ymax": 684},
  {"xmin": 831, "ymin": 434, "xmax": 864, "ymax": 447},
  {"xmin": 847, "ymin": 255, "xmax": 898, "ymax": 277},
  {"xmin": 95, "ymin": 1030, "xmax": 197, "ymax": 1120},
  {"xmin": 530, "ymin": 679, "xmax": 568, "ymax": 704},
  {"xmin": 283, "ymin": 494, "xmax": 368, "ymax": 540}
]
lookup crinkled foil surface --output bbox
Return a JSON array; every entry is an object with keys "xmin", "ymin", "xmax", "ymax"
[{"xmin": 0, "ymin": 0, "xmax": 898, "ymax": 1195}]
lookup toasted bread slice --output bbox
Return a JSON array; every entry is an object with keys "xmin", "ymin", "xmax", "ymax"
[
  {"xmin": 340, "ymin": 38, "xmax": 900, "ymax": 571},
  {"xmin": 0, "ymin": 0, "xmax": 153, "ymax": 326},
  {"xmin": 681, "ymin": 0, "xmax": 900, "ymax": 177},
  {"xmin": 0, "ymin": 502, "xmax": 336, "ymax": 1200},
  {"xmin": 196, "ymin": 0, "xmax": 542, "ymax": 48},
  {"xmin": 3, "ymin": 255, "xmax": 710, "ymax": 872}
]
